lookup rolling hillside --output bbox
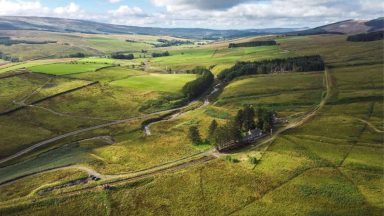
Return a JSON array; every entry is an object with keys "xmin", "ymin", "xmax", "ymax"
[
  {"xmin": 0, "ymin": 16, "xmax": 301, "ymax": 39},
  {"xmin": 290, "ymin": 17, "xmax": 384, "ymax": 35}
]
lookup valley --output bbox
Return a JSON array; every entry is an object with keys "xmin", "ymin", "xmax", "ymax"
[{"xmin": 0, "ymin": 16, "xmax": 383, "ymax": 216}]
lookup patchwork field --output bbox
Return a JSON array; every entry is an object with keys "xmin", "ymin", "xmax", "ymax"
[{"xmin": 0, "ymin": 32, "xmax": 382, "ymax": 216}]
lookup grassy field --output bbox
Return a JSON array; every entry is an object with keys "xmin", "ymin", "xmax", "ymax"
[
  {"xmin": 29, "ymin": 63, "xmax": 111, "ymax": 75},
  {"xmin": 216, "ymin": 71, "xmax": 324, "ymax": 117},
  {"xmin": 110, "ymin": 73, "xmax": 196, "ymax": 93},
  {"xmin": 0, "ymin": 58, "xmax": 77, "ymax": 74},
  {"xmin": 68, "ymin": 66, "xmax": 146, "ymax": 84},
  {"xmin": 148, "ymin": 44, "xmax": 291, "ymax": 72},
  {"xmin": 0, "ymin": 33, "xmax": 382, "ymax": 215}
]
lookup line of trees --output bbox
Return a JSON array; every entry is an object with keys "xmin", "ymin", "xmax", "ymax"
[
  {"xmin": 182, "ymin": 68, "xmax": 214, "ymax": 99},
  {"xmin": 111, "ymin": 53, "xmax": 134, "ymax": 60},
  {"xmin": 69, "ymin": 52, "xmax": 86, "ymax": 58},
  {"xmin": 0, "ymin": 52, "xmax": 19, "ymax": 62},
  {"xmin": 152, "ymin": 51, "xmax": 170, "ymax": 58},
  {"xmin": 155, "ymin": 39, "xmax": 193, "ymax": 47},
  {"xmin": 347, "ymin": 31, "xmax": 384, "ymax": 42},
  {"xmin": 228, "ymin": 40, "xmax": 276, "ymax": 48},
  {"xmin": 218, "ymin": 55, "xmax": 325, "ymax": 81},
  {"xmin": 0, "ymin": 37, "xmax": 56, "ymax": 46}
]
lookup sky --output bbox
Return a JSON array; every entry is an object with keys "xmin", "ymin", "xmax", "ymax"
[{"xmin": 0, "ymin": 0, "xmax": 383, "ymax": 29}]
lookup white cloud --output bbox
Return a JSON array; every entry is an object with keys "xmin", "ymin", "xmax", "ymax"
[
  {"xmin": 109, "ymin": 0, "xmax": 121, "ymax": 3},
  {"xmin": 0, "ymin": 0, "xmax": 50, "ymax": 16},
  {"xmin": 149, "ymin": 0, "xmax": 384, "ymax": 28},
  {"xmin": 151, "ymin": 0, "xmax": 251, "ymax": 11},
  {"xmin": 54, "ymin": 2, "xmax": 80, "ymax": 15},
  {"xmin": 0, "ymin": 0, "xmax": 383, "ymax": 29},
  {"xmin": 108, "ymin": 5, "xmax": 146, "ymax": 17}
]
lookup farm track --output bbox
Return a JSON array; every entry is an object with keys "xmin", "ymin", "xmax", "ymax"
[
  {"xmin": 0, "ymin": 153, "xmax": 217, "ymax": 208},
  {"xmin": 0, "ymin": 97, "xmax": 204, "ymax": 165},
  {"xmin": 225, "ymin": 69, "xmax": 333, "ymax": 215},
  {"xmin": 357, "ymin": 118, "xmax": 384, "ymax": 133},
  {"xmin": 251, "ymin": 69, "xmax": 332, "ymax": 155},
  {"xmin": 229, "ymin": 68, "xmax": 381, "ymax": 215}
]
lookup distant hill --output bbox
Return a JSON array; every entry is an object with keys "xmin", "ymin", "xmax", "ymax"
[
  {"xmin": 289, "ymin": 18, "xmax": 384, "ymax": 35},
  {"xmin": 0, "ymin": 16, "xmax": 302, "ymax": 39}
]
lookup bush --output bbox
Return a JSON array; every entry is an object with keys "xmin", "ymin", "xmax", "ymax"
[
  {"xmin": 111, "ymin": 53, "xmax": 134, "ymax": 60},
  {"xmin": 69, "ymin": 53, "xmax": 86, "ymax": 58},
  {"xmin": 225, "ymin": 156, "xmax": 240, "ymax": 163},
  {"xmin": 151, "ymin": 51, "xmax": 170, "ymax": 58},
  {"xmin": 248, "ymin": 156, "xmax": 259, "ymax": 165},
  {"xmin": 188, "ymin": 126, "xmax": 202, "ymax": 144}
]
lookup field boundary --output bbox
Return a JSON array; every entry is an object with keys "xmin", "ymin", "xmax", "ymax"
[
  {"xmin": 0, "ymin": 70, "xmax": 29, "ymax": 80},
  {"xmin": 0, "ymin": 81, "xmax": 99, "ymax": 116}
]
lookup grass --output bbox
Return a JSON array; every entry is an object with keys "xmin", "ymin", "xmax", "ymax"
[
  {"xmin": 148, "ymin": 45, "xmax": 290, "ymax": 72},
  {"xmin": 0, "ymin": 169, "xmax": 87, "ymax": 202},
  {"xmin": 68, "ymin": 66, "xmax": 146, "ymax": 84},
  {"xmin": 29, "ymin": 63, "xmax": 111, "ymax": 75},
  {"xmin": 110, "ymin": 73, "xmax": 196, "ymax": 93},
  {"xmin": 0, "ymin": 33, "xmax": 383, "ymax": 215},
  {"xmin": 0, "ymin": 58, "xmax": 76, "ymax": 74}
]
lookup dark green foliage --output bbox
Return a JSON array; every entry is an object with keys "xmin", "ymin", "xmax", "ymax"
[
  {"xmin": 208, "ymin": 119, "xmax": 218, "ymax": 139},
  {"xmin": 155, "ymin": 39, "xmax": 193, "ymax": 47},
  {"xmin": 234, "ymin": 105, "xmax": 256, "ymax": 132},
  {"xmin": 235, "ymin": 109, "xmax": 244, "ymax": 130},
  {"xmin": 182, "ymin": 68, "xmax": 214, "ymax": 99},
  {"xmin": 229, "ymin": 40, "xmax": 276, "ymax": 48},
  {"xmin": 0, "ymin": 37, "xmax": 56, "ymax": 46},
  {"xmin": 242, "ymin": 105, "xmax": 256, "ymax": 131},
  {"xmin": 257, "ymin": 108, "xmax": 275, "ymax": 132},
  {"xmin": 69, "ymin": 53, "xmax": 86, "ymax": 58},
  {"xmin": 188, "ymin": 126, "xmax": 202, "ymax": 144},
  {"xmin": 0, "ymin": 52, "xmax": 18, "ymax": 62},
  {"xmin": 151, "ymin": 51, "xmax": 170, "ymax": 58},
  {"xmin": 347, "ymin": 31, "xmax": 384, "ymax": 42},
  {"xmin": 111, "ymin": 53, "xmax": 134, "ymax": 60},
  {"xmin": 218, "ymin": 55, "xmax": 325, "ymax": 81},
  {"xmin": 213, "ymin": 120, "xmax": 242, "ymax": 149},
  {"xmin": 225, "ymin": 155, "xmax": 240, "ymax": 163},
  {"xmin": 248, "ymin": 156, "xmax": 259, "ymax": 165}
]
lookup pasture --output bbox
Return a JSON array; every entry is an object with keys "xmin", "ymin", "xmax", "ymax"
[
  {"xmin": 110, "ymin": 73, "xmax": 197, "ymax": 93},
  {"xmin": 0, "ymin": 33, "xmax": 382, "ymax": 216},
  {"xmin": 28, "ymin": 63, "xmax": 111, "ymax": 75}
]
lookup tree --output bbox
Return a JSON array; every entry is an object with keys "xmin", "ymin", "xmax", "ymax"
[
  {"xmin": 182, "ymin": 68, "xmax": 214, "ymax": 100},
  {"xmin": 234, "ymin": 109, "xmax": 244, "ymax": 130},
  {"xmin": 256, "ymin": 108, "xmax": 265, "ymax": 129},
  {"xmin": 242, "ymin": 105, "xmax": 255, "ymax": 131},
  {"xmin": 213, "ymin": 125, "xmax": 232, "ymax": 149},
  {"xmin": 218, "ymin": 55, "xmax": 325, "ymax": 82},
  {"xmin": 257, "ymin": 108, "xmax": 275, "ymax": 132},
  {"xmin": 208, "ymin": 119, "xmax": 218, "ymax": 140},
  {"xmin": 188, "ymin": 126, "xmax": 202, "ymax": 144},
  {"xmin": 228, "ymin": 120, "xmax": 242, "ymax": 142}
]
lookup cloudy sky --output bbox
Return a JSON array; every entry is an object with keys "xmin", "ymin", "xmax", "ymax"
[{"xmin": 0, "ymin": 0, "xmax": 383, "ymax": 29}]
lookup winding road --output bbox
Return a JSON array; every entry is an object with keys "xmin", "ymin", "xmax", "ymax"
[{"xmin": 1, "ymin": 69, "xmax": 332, "ymax": 201}]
